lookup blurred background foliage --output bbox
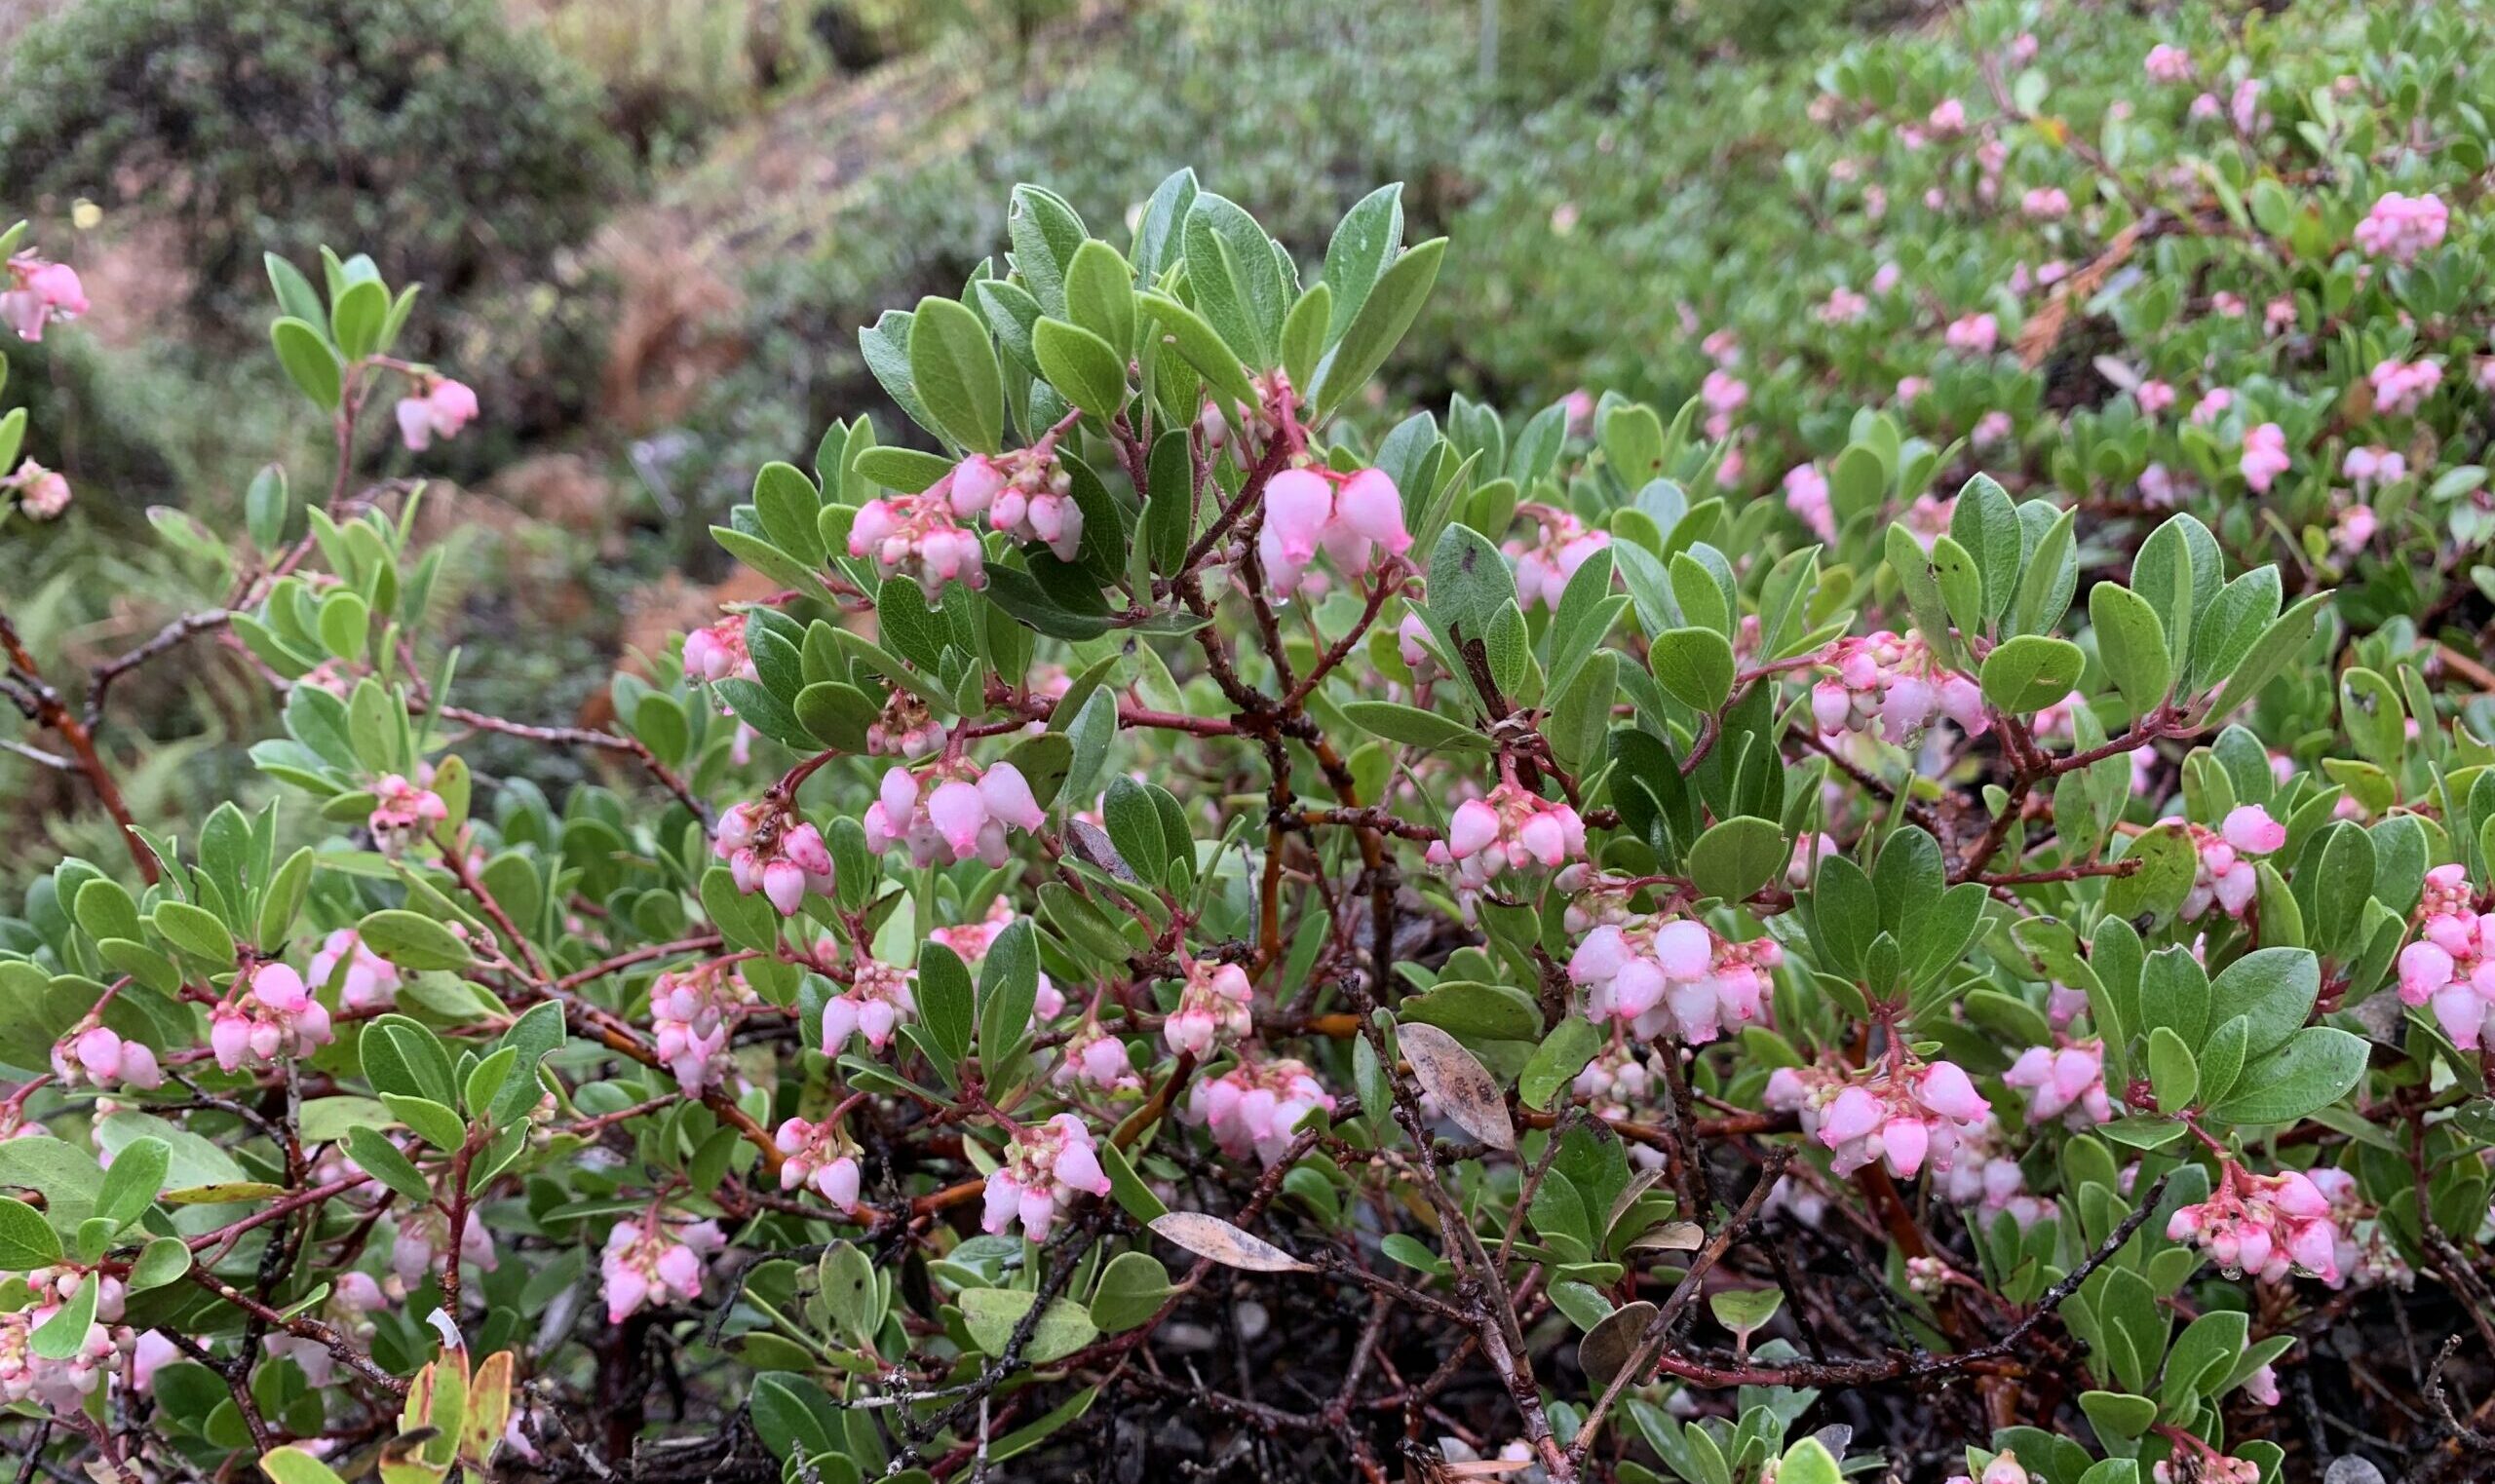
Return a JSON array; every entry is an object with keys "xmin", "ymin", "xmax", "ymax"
[{"xmin": 0, "ymin": 0, "xmax": 2048, "ymax": 899}]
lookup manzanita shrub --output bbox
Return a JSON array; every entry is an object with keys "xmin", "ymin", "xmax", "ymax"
[{"xmin": 5, "ymin": 161, "xmax": 2495, "ymax": 1484}]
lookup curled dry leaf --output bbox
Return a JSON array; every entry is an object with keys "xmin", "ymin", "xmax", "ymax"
[
  {"xmin": 1396, "ymin": 1020, "xmax": 1516, "ymax": 1151},
  {"xmin": 1577, "ymin": 1299, "xmax": 1657, "ymax": 1389},
  {"xmin": 1625, "ymin": 1220, "xmax": 1706, "ymax": 1253},
  {"xmin": 1149, "ymin": 1210, "xmax": 1311, "ymax": 1273}
]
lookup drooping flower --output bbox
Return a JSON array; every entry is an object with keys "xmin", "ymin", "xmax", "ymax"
[
  {"xmin": 1506, "ymin": 507, "xmax": 1611, "ymax": 611},
  {"xmin": 1782, "ymin": 464, "xmax": 1834, "ymax": 541},
  {"xmin": 395, "ymin": 377, "xmax": 479, "ymax": 451},
  {"xmin": 650, "ymin": 961, "xmax": 754, "ymax": 1093},
  {"xmin": 931, "ymin": 898, "xmax": 1062, "ymax": 1024},
  {"xmin": 862, "ymin": 760, "xmax": 1047, "ymax": 868},
  {"xmin": 1256, "ymin": 466, "xmax": 1410, "ymax": 598},
  {"xmin": 2166, "ymin": 1166, "xmax": 2340, "ymax": 1285},
  {"xmin": 308, "ymin": 928, "xmax": 403, "ymax": 1012},
  {"xmin": 1944, "ymin": 312, "xmax": 1999, "ymax": 356},
  {"xmin": 715, "ymin": 800, "xmax": 835, "ymax": 915},
  {"xmin": 980, "ymin": 1114, "xmax": 1113, "ymax": 1241},
  {"xmin": 820, "ymin": 953, "xmax": 916, "ymax": 1053},
  {"xmin": 2175, "ymin": 806, "xmax": 2286, "ymax": 920},
  {"xmin": 1764, "ymin": 1059, "xmax": 1991, "ymax": 1179},
  {"xmin": 2020, "ymin": 187, "xmax": 2071, "ymax": 221},
  {"xmin": 680, "ymin": 617, "xmax": 756, "ymax": 685},
  {"xmin": 50, "ymin": 1024, "xmax": 163, "ymax": 1093},
  {"xmin": 2367, "ymin": 358, "xmax": 2442, "ymax": 415},
  {"xmin": 1424, "ymin": 781, "xmax": 1588, "ymax": 892},
  {"xmin": 2143, "ymin": 44, "xmax": 2193, "ymax": 83},
  {"xmin": 2001, "ymin": 1040, "xmax": 2114, "ymax": 1126},
  {"xmin": 1566, "ymin": 895, "xmax": 1783, "ymax": 1046},
  {"xmin": 0, "ymin": 252, "xmax": 87, "ymax": 343},
  {"xmin": 1185, "ymin": 1057, "xmax": 1335, "ymax": 1166},
  {"xmin": 1810, "ymin": 630, "xmax": 1987, "ymax": 742},
  {"xmin": 2239, "ymin": 422, "xmax": 2290, "ymax": 492},
  {"xmin": 601, "ymin": 1214, "xmax": 726, "ymax": 1322},
  {"xmin": 392, "ymin": 1207, "xmax": 497, "ymax": 1289},
  {"xmin": 773, "ymin": 1118, "xmax": 863, "ymax": 1212},
  {"xmin": 209, "ymin": 963, "xmax": 336, "ymax": 1071},
  {"xmin": 1164, "ymin": 955, "xmax": 1254, "ymax": 1057},
  {"xmin": 2396, "ymin": 863, "xmax": 2495, "ymax": 1050},
  {"xmin": 5, "ymin": 460, "xmax": 70, "ymax": 520},
  {"xmin": 368, "ymin": 773, "xmax": 448, "ymax": 856}
]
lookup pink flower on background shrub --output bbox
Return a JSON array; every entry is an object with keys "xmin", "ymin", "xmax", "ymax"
[
  {"xmin": 1186, "ymin": 1057, "xmax": 1335, "ymax": 1165},
  {"xmin": 650, "ymin": 962, "xmax": 752, "ymax": 1092},
  {"xmin": 680, "ymin": 617, "xmax": 755, "ymax": 684},
  {"xmin": 2001, "ymin": 1041, "xmax": 2113, "ymax": 1126},
  {"xmin": 2354, "ymin": 191, "xmax": 2448, "ymax": 264},
  {"xmin": 2175, "ymin": 806, "xmax": 2286, "ymax": 920},
  {"xmin": 1810, "ymin": 631, "xmax": 1986, "ymax": 742},
  {"xmin": 774, "ymin": 1118, "xmax": 864, "ymax": 1211},
  {"xmin": 5, "ymin": 460, "xmax": 69, "ymax": 519},
  {"xmin": 2367, "ymin": 358, "xmax": 2441, "ymax": 414},
  {"xmin": 2238, "ymin": 422, "xmax": 2289, "ymax": 491},
  {"xmin": 1165, "ymin": 955, "xmax": 1254, "ymax": 1057},
  {"xmin": 2167, "ymin": 1166, "xmax": 2338, "ymax": 1284},
  {"xmin": 819, "ymin": 953, "xmax": 916, "ymax": 1053},
  {"xmin": 1944, "ymin": 312, "xmax": 1998, "ymax": 355},
  {"xmin": 1506, "ymin": 507, "xmax": 1610, "ymax": 610},
  {"xmin": 50, "ymin": 1025, "xmax": 162, "ymax": 1092},
  {"xmin": 1765, "ymin": 1059, "xmax": 1991, "ymax": 1179},
  {"xmin": 2396, "ymin": 863, "xmax": 2495, "ymax": 1049},
  {"xmin": 307, "ymin": 928, "xmax": 401, "ymax": 1011},
  {"xmin": 1783, "ymin": 464, "xmax": 1834, "ymax": 540},
  {"xmin": 715, "ymin": 800, "xmax": 835, "ymax": 914},
  {"xmin": 2144, "ymin": 44, "xmax": 2193, "ymax": 83},
  {"xmin": 367, "ymin": 773, "xmax": 448, "ymax": 856}
]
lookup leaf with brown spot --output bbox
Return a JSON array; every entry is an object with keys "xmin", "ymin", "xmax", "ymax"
[{"xmin": 1397, "ymin": 1021, "xmax": 1516, "ymax": 1151}]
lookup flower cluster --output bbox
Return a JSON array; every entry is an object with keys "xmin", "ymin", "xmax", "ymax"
[
  {"xmin": 980, "ymin": 1114, "xmax": 1113, "ymax": 1241},
  {"xmin": 2395, "ymin": 862, "xmax": 2495, "ymax": 1050},
  {"xmin": 1764, "ymin": 1059, "xmax": 1991, "ymax": 1179},
  {"xmin": 0, "ymin": 1274, "xmax": 116, "ymax": 1411},
  {"xmin": 2353, "ymin": 191, "xmax": 2448, "ymax": 264},
  {"xmin": 1257, "ymin": 466, "xmax": 1410, "ymax": 597},
  {"xmin": 1056, "ymin": 1024, "xmax": 1140, "ymax": 1092},
  {"xmin": 650, "ymin": 961, "xmax": 753, "ymax": 1093},
  {"xmin": 1186, "ymin": 1056, "xmax": 1335, "ymax": 1166},
  {"xmin": 2000, "ymin": 1040, "xmax": 2113, "ymax": 1127},
  {"xmin": 1, "ymin": 251, "xmax": 86, "ymax": 342},
  {"xmin": 1165, "ymin": 955, "xmax": 1255, "ymax": 1056},
  {"xmin": 1425, "ymin": 781, "xmax": 1588, "ymax": 891},
  {"xmin": 949, "ymin": 448, "xmax": 1086, "ymax": 561},
  {"xmin": 2176, "ymin": 805, "xmax": 2286, "ymax": 920},
  {"xmin": 1810, "ymin": 631, "xmax": 1985, "ymax": 742},
  {"xmin": 773, "ymin": 1118, "xmax": 864, "ymax": 1212},
  {"xmin": 209, "ymin": 962, "xmax": 336, "ymax": 1070},
  {"xmin": 1505, "ymin": 506, "xmax": 1610, "ymax": 610},
  {"xmin": 2165, "ymin": 1165, "xmax": 2340, "ymax": 1284},
  {"xmin": 849, "ymin": 482, "xmax": 990, "ymax": 600},
  {"xmin": 862, "ymin": 760, "xmax": 1047, "ymax": 867},
  {"xmin": 820, "ymin": 953, "xmax": 917, "ymax": 1053},
  {"xmin": 715, "ymin": 800, "xmax": 835, "ymax": 915},
  {"xmin": 309, "ymin": 927, "xmax": 403, "ymax": 1011},
  {"xmin": 2142, "ymin": 43, "xmax": 2193, "ymax": 83},
  {"xmin": 1782, "ymin": 464, "xmax": 1834, "ymax": 541},
  {"xmin": 866, "ymin": 691, "xmax": 946, "ymax": 759},
  {"xmin": 1566, "ymin": 905, "xmax": 1783, "ymax": 1046},
  {"xmin": 265, "ymin": 1272, "xmax": 387, "ymax": 1386},
  {"xmin": 601, "ymin": 1215, "xmax": 726, "ymax": 1323},
  {"xmin": 390, "ymin": 1207, "xmax": 496, "ymax": 1288}
]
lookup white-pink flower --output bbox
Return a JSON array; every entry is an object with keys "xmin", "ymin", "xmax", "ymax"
[
  {"xmin": 1257, "ymin": 466, "xmax": 1410, "ymax": 598},
  {"xmin": 862, "ymin": 760, "xmax": 1047, "ymax": 868},
  {"xmin": 2143, "ymin": 45, "xmax": 2193, "ymax": 84},
  {"xmin": 1164, "ymin": 956, "xmax": 1253, "ymax": 1057},
  {"xmin": 1764, "ymin": 1059, "xmax": 1991, "ymax": 1179},
  {"xmin": 601, "ymin": 1215, "xmax": 725, "ymax": 1322},
  {"xmin": 1944, "ymin": 312, "xmax": 1999, "ymax": 356},
  {"xmin": 2002, "ymin": 1041, "xmax": 2114, "ymax": 1126},
  {"xmin": 50, "ymin": 1024, "xmax": 163, "ymax": 1092},
  {"xmin": 980, "ymin": 1114, "xmax": 1113, "ymax": 1241},
  {"xmin": 715, "ymin": 800, "xmax": 836, "ymax": 915},
  {"xmin": 308, "ymin": 928, "xmax": 402, "ymax": 1012},
  {"xmin": 2342, "ymin": 445, "xmax": 2405, "ymax": 491},
  {"xmin": 2020, "ymin": 187, "xmax": 2071, "ymax": 221},
  {"xmin": 395, "ymin": 377, "xmax": 479, "ymax": 451},
  {"xmin": 1504, "ymin": 508, "xmax": 1610, "ymax": 610},
  {"xmin": 820, "ymin": 953, "xmax": 916, "ymax": 1054},
  {"xmin": 0, "ymin": 253, "xmax": 87, "ymax": 343},
  {"xmin": 1186, "ymin": 1057, "xmax": 1336, "ymax": 1166},
  {"xmin": 774, "ymin": 1118, "xmax": 864, "ymax": 1212},
  {"xmin": 2396, "ymin": 863, "xmax": 2495, "ymax": 1050},
  {"xmin": 1782, "ymin": 464, "xmax": 1834, "ymax": 541},
  {"xmin": 2172, "ymin": 807, "xmax": 2284, "ymax": 920},
  {"xmin": 2166, "ymin": 1167, "xmax": 2338, "ymax": 1284},
  {"xmin": 680, "ymin": 617, "xmax": 755, "ymax": 685},
  {"xmin": 1810, "ymin": 630, "xmax": 1986, "ymax": 742},
  {"xmin": 1566, "ymin": 907, "xmax": 1783, "ymax": 1046},
  {"xmin": 5, "ymin": 460, "xmax": 69, "ymax": 520},
  {"xmin": 1424, "ymin": 781, "xmax": 1587, "ymax": 892},
  {"xmin": 931, "ymin": 898, "xmax": 1062, "ymax": 1024},
  {"xmin": 2367, "ymin": 358, "xmax": 2441, "ymax": 415},
  {"xmin": 209, "ymin": 962, "xmax": 335, "ymax": 1071},
  {"xmin": 651, "ymin": 962, "xmax": 754, "ymax": 1092}
]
